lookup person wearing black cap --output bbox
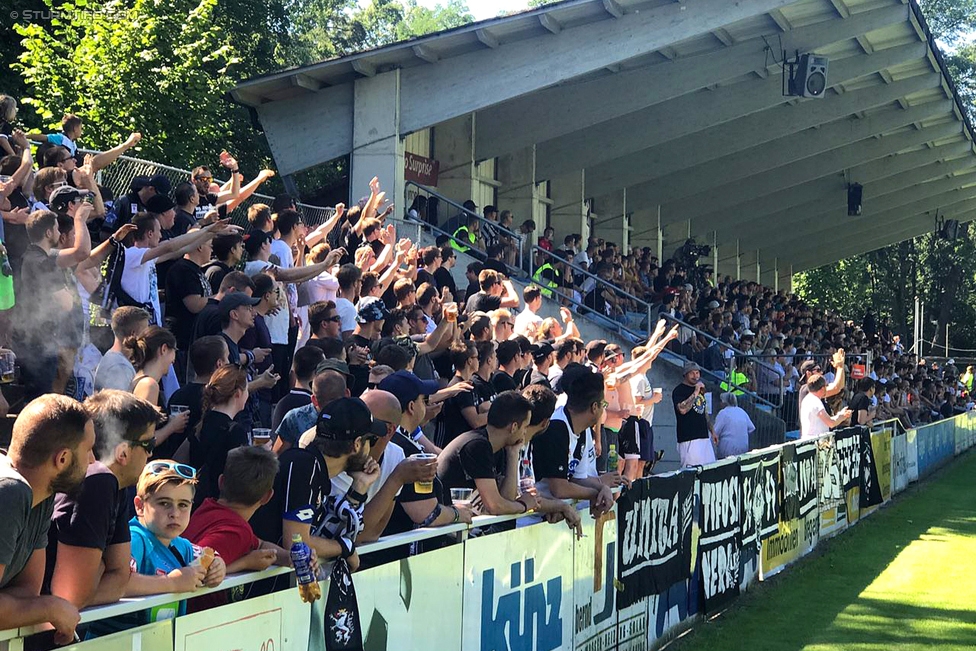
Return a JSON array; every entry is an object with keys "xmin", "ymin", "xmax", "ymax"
[
  {"xmin": 437, "ymin": 391, "xmax": 541, "ymax": 516},
  {"xmin": 261, "ymin": 397, "xmax": 382, "ymax": 571},
  {"xmin": 102, "ymin": 173, "xmax": 171, "ymax": 236},
  {"xmin": 528, "ymin": 342, "xmax": 556, "ymax": 389},
  {"xmin": 672, "ymin": 361, "xmax": 716, "ymax": 467},
  {"xmin": 218, "ymin": 292, "xmax": 270, "ymax": 371}
]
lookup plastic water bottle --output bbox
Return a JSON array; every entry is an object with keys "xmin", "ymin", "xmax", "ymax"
[
  {"xmin": 519, "ymin": 456, "xmax": 535, "ymax": 493},
  {"xmin": 290, "ymin": 533, "xmax": 321, "ymax": 603},
  {"xmin": 608, "ymin": 443, "xmax": 619, "ymax": 472}
]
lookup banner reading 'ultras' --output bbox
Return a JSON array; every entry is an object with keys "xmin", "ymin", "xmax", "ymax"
[
  {"xmin": 697, "ymin": 460, "xmax": 740, "ymax": 613},
  {"xmin": 617, "ymin": 472, "xmax": 695, "ymax": 609}
]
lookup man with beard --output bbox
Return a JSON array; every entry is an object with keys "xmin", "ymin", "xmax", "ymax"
[
  {"xmin": 46, "ymin": 391, "xmax": 163, "ymax": 610},
  {"xmin": 265, "ymin": 398, "xmax": 383, "ymax": 571},
  {"xmin": 0, "ymin": 394, "xmax": 95, "ymax": 644}
]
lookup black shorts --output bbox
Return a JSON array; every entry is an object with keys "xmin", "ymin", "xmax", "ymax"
[{"xmin": 619, "ymin": 416, "xmax": 655, "ymax": 462}]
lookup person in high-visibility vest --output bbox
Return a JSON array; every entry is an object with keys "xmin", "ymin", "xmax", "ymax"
[
  {"xmin": 532, "ymin": 261, "xmax": 559, "ymax": 299},
  {"xmin": 450, "ymin": 219, "xmax": 481, "ymax": 253}
]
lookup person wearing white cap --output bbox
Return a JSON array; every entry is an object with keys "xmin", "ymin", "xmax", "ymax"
[{"xmin": 672, "ymin": 362, "xmax": 717, "ymax": 467}]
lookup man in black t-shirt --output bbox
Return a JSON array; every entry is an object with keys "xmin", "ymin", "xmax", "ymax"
[
  {"xmin": 433, "ymin": 247, "xmax": 458, "ymax": 299},
  {"xmin": 527, "ymin": 342, "xmax": 556, "ymax": 389},
  {"xmin": 171, "ymin": 181, "xmax": 200, "ymax": 237},
  {"xmin": 491, "ymin": 340, "xmax": 522, "ymax": 393},
  {"xmin": 192, "ymin": 271, "xmax": 256, "ymax": 341},
  {"xmin": 436, "ymin": 392, "xmax": 540, "ymax": 516},
  {"xmin": 160, "ymin": 336, "xmax": 230, "ymax": 460},
  {"xmin": 165, "ymin": 232, "xmax": 214, "ymax": 380},
  {"xmin": 849, "ymin": 377, "xmax": 877, "ymax": 426},
  {"xmin": 272, "ymin": 346, "xmax": 325, "ymax": 432},
  {"xmin": 465, "ymin": 269, "xmax": 519, "ymax": 314},
  {"xmin": 672, "ymin": 362, "xmax": 716, "ymax": 468},
  {"xmin": 204, "ymin": 233, "xmax": 244, "ymax": 294},
  {"xmin": 46, "ymin": 391, "xmax": 163, "ymax": 609}
]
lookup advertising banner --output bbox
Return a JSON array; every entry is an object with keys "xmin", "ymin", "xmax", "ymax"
[
  {"xmin": 616, "ymin": 472, "xmax": 696, "ymax": 609},
  {"xmin": 65, "ymin": 621, "xmax": 172, "ymax": 651},
  {"xmin": 761, "ymin": 441, "xmax": 818, "ymax": 579},
  {"xmin": 891, "ymin": 432, "xmax": 909, "ymax": 494},
  {"xmin": 905, "ymin": 428, "xmax": 919, "ymax": 483},
  {"xmin": 174, "ymin": 589, "xmax": 310, "ymax": 651},
  {"xmin": 355, "ymin": 545, "xmax": 464, "ymax": 651},
  {"xmin": 697, "ymin": 460, "xmax": 740, "ymax": 613},
  {"xmin": 463, "ymin": 519, "xmax": 574, "ymax": 651},
  {"xmin": 917, "ymin": 421, "xmax": 955, "ymax": 477},
  {"xmin": 574, "ymin": 508, "xmax": 623, "ymax": 651}
]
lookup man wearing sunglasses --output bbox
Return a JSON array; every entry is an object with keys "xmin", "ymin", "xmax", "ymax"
[
  {"xmin": 46, "ymin": 391, "xmax": 163, "ymax": 613},
  {"xmin": 260, "ymin": 398, "xmax": 384, "ymax": 572}
]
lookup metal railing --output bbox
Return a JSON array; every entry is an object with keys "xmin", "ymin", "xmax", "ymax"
[
  {"xmin": 530, "ymin": 246, "xmax": 655, "ymax": 342},
  {"xmin": 80, "ymin": 150, "xmax": 335, "ymax": 228},
  {"xmin": 405, "ymin": 181, "xmax": 526, "ymax": 273}
]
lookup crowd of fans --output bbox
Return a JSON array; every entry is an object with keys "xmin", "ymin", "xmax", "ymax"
[
  {"xmin": 0, "ymin": 104, "xmax": 972, "ymax": 645},
  {"xmin": 0, "ymin": 107, "xmax": 685, "ymax": 645}
]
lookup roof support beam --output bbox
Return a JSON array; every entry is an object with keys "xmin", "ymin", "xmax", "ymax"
[
  {"xmin": 539, "ymin": 13, "xmax": 562, "ymax": 34},
  {"xmin": 539, "ymin": 43, "xmax": 926, "ymax": 181},
  {"xmin": 412, "ymin": 45, "xmax": 440, "ymax": 63},
  {"xmin": 622, "ymin": 100, "xmax": 954, "ymax": 213},
  {"xmin": 696, "ymin": 140, "xmax": 972, "ymax": 233},
  {"xmin": 602, "ymin": 0, "xmax": 624, "ymax": 18},
  {"xmin": 474, "ymin": 4, "xmax": 909, "ymax": 162},
  {"xmin": 475, "ymin": 28, "xmax": 499, "ymax": 48},
  {"xmin": 290, "ymin": 74, "xmax": 323, "ymax": 92},
  {"xmin": 792, "ymin": 206, "xmax": 976, "ymax": 272},
  {"xmin": 741, "ymin": 169, "xmax": 976, "ymax": 252}
]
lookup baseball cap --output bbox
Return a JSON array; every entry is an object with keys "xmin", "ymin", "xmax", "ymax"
[
  {"xmin": 49, "ymin": 185, "xmax": 89, "ymax": 212},
  {"xmin": 148, "ymin": 174, "xmax": 172, "ymax": 196},
  {"xmin": 585, "ymin": 340, "xmax": 608, "ymax": 356},
  {"xmin": 357, "ymin": 297, "xmax": 390, "ymax": 324},
  {"xmin": 218, "ymin": 292, "xmax": 261, "ymax": 316},
  {"xmin": 315, "ymin": 398, "xmax": 386, "ymax": 441},
  {"xmin": 315, "ymin": 358, "xmax": 353, "ymax": 379},
  {"xmin": 741, "ymin": 329, "xmax": 756, "ymax": 337},
  {"xmin": 378, "ymin": 370, "xmax": 440, "ymax": 408},
  {"xmin": 531, "ymin": 341, "xmax": 555, "ymax": 362},
  {"xmin": 800, "ymin": 360, "xmax": 820, "ymax": 373},
  {"xmin": 682, "ymin": 361, "xmax": 701, "ymax": 375},
  {"xmin": 144, "ymin": 194, "xmax": 175, "ymax": 214},
  {"xmin": 707, "ymin": 300, "xmax": 721, "ymax": 309}
]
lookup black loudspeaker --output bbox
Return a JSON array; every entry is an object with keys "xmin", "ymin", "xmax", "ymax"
[
  {"xmin": 848, "ymin": 183, "xmax": 863, "ymax": 216},
  {"xmin": 942, "ymin": 219, "xmax": 960, "ymax": 240},
  {"xmin": 794, "ymin": 54, "xmax": 828, "ymax": 98}
]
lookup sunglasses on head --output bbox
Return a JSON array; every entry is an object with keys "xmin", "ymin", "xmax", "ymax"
[
  {"xmin": 130, "ymin": 437, "xmax": 157, "ymax": 455},
  {"xmin": 146, "ymin": 460, "xmax": 197, "ymax": 480}
]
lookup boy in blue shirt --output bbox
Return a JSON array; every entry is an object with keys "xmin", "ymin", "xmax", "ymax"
[{"xmin": 125, "ymin": 461, "xmax": 225, "ymax": 621}]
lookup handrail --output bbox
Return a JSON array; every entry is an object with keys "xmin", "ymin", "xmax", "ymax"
[
  {"xmin": 531, "ymin": 246, "xmax": 655, "ymax": 341},
  {"xmin": 405, "ymin": 181, "xmax": 525, "ymax": 271},
  {"xmin": 657, "ymin": 314, "xmax": 780, "ymax": 409}
]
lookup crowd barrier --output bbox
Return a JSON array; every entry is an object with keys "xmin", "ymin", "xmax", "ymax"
[{"xmin": 3, "ymin": 411, "xmax": 974, "ymax": 651}]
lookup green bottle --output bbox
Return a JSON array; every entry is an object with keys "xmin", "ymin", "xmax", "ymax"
[
  {"xmin": 608, "ymin": 443, "xmax": 619, "ymax": 473},
  {"xmin": 0, "ymin": 243, "xmax": 14, "ymax": 311}
]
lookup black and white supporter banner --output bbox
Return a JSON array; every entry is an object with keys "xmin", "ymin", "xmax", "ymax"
[
  {"xmin": 617, "ymin": 473, "xmax": 695, "ymax": 609},
  {"xmin": 698, "ymin": 460, "xmax": 741, "ymax": 613},
  {"xmin": 739, "ymin": 449, "xmax": 780, "ymax": 549}
]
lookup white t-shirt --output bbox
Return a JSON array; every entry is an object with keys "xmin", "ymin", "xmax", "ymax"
[
  {"xmin": 800, "ymin": 392, "xmax": 829, "ymax": 439},
  {"xmin": 121, "ymin": 247, "xmax": 161, "ymax": 326},
  {"xmin": 244, "ymin": 260, "xmax": 289, "ymax": 344},
  {"xmin": 304, "ymin": 271, "xmax": 339, "ymax": 305},
  {"xmin": 335, "ymin": 297, "xmax": 357, "ymax": 334},
  {"xmin": 514, "ymin": 307, "xmax": 543, "ymax": 339},
  {"xmin": 327, "ymin": 441, "xmax": 405, "ymax": 502},
  {"xmin": 631, "ymin": 374, "xmax": 656, "ymax": 424},
  {"xmin": 94, "ymin": 351, "xmax": 136, "ymax": 392}
]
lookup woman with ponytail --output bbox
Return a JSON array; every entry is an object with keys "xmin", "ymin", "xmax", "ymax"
[
  {"xmin": 190, "ymin": 365, "xmax": 249, "ymax": 506},
  {"xmin": 126, "ymin": 326, "xmax": 188, "ymax": 446}
]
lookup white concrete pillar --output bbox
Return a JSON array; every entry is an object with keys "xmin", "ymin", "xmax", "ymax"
[
  {"xmin": 433, "ymin": 114, "xmax": 477, "ymax": 208},
  {"xmin": 549, "ymin": 170, "xmax": 587, "ymax": 245},
  {"xmin": 778, "ymin": 264, "xmax": 794, "ymax": 293},
  {"xmin": 761, "ymin": 257, "xmax": 779, "ymax": 290},
  {"xmin": 351, "ymin": 70, "xmax": 404, "ymax": 212},
  {"xmin": 661, "ymin": 219, "xmax": 691, "ymax": 261},
  {"xmin": 593, "ymin": 191, "xmax": 626, "ymax": 248},
  {"xmin": 740, "ymin": 249, "xmax": 760, "ymax": 283}
]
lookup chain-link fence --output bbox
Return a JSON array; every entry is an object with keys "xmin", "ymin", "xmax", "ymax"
[{"xmin": 81, "ymin": 151, "xmax": 335, "ymax": 228}]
